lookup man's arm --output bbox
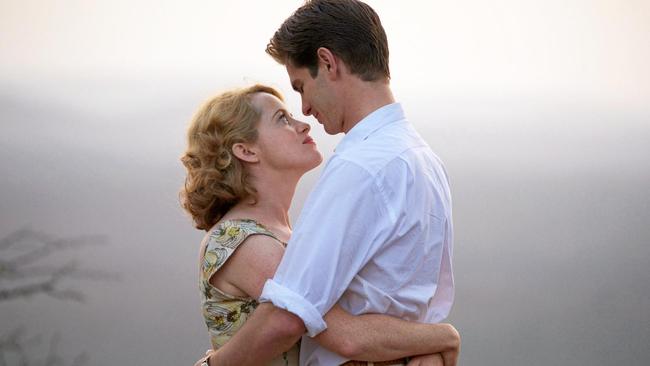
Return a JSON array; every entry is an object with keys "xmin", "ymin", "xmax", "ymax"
[
  {"xmin": 199, "ymin": 234, "xmax": 459, "ymax": 365},
  {"xmin": 204, "ymin": 303, "xmax": 461, "ymax": 366},
  {"xmin": 316, "ymin": 305, "xmax": 460, "ymax": 364},
  {"xmin": 196, "ymin": 233, "xmax": 458, "ymax": 365}
]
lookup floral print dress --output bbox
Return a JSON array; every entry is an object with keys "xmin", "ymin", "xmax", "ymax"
[{"xmin": 199, "ymin": 219, "xmax": 299, "ymax": 366}]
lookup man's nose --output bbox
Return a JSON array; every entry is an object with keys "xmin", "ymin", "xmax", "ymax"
[{"xmin": 301, "ymin": 96, "xmax": 311, "ymax": 116}]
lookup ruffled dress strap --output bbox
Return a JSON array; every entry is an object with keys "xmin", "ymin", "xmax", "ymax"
[{"xmin": 201, "ymin": 219, "xmax": 283, "ymax": 287}]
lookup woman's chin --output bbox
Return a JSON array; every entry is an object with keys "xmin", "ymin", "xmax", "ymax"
[{"xmin": 302, "ymin": 155, "xmax": 324, "ymax": 173}]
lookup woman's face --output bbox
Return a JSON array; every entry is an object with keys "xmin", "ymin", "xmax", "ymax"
[{"xmin": 249, "ymin": 92, "xmax": 323, "ymax": 174}]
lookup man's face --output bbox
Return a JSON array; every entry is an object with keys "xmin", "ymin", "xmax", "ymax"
[{"xmin": 286, "ymin": 63, "xmax": 343, "ymax": 135}]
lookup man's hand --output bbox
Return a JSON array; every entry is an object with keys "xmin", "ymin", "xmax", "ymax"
[
  {"xmin": 406, "ymin": 353, "xmax": 444, "ymax": 366},
  {"xmin": 193, "ymin": 349, "xmax": 215, "ymax": 366}
]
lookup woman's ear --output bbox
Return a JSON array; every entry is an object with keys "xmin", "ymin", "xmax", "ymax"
[{"xmin": 232, "ymin": 142, "xmax": 259, "ymax": 163}]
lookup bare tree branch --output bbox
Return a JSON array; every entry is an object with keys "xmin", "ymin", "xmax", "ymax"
[
  {"xmin": 0, "ymin": 327, "xmax": 41, "ymax": 366},
  {"xmin": 7, "ymin": 230, "xmax": 106, "ymax": 268},
  {"xmin": 0, "ymin": 328, "xmax": 88, "ymax": 366},
  {"xmin": 0, "ymin": 228, "xmax": 117, "ymax": 365},
  {"xmin": 0, "ymin": 228, "xmax": 32, "ymax": 250},
  {"xmin": 1, "ymin": 264, "xmax": 119, "ymax": 282},
  {"xmin": 0, "ymin": 229, "xmax": 116, "ymax": 303}
]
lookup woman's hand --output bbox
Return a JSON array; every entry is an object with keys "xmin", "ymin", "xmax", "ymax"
[{"xmin": 406, "ymin": 353, "xmax": 444, "ymax": 366}]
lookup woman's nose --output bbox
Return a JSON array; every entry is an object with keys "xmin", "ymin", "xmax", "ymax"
[{"xmin": 296, "ymin": 120, "xmax": 310, "ymax": 133}]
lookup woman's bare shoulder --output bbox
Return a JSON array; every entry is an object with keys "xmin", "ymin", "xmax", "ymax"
[{"xmin": 211, "ymin": 232, "xmax": 286, "ymax": 299}]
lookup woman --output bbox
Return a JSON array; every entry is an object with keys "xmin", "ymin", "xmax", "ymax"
[{"xmin": 181, "ymin": 84, "xmax": 459, "ymax": 366}]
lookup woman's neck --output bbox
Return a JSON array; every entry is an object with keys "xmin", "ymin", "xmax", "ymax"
[{"xmin": 223, "ymin": 169, "xmax": 298, "ymax": 236}]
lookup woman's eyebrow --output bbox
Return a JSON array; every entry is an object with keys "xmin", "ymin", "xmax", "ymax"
[{"xmin": 272, "ymin": 108, "xmax": 287, "ymax": 119}]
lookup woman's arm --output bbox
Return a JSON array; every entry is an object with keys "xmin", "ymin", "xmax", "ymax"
[{"xmin": 315, "ymin": 305, "xmax": 460, "ymax": 365}]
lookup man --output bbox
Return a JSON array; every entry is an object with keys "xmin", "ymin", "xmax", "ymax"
[{"xmin": 200, "ymin": 1, "xmax": 455, "ymax": 364}]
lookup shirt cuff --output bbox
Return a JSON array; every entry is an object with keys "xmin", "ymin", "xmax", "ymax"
[{"xmin": 259, "ymin": 279, "xmax": 328, "ymax": 337}]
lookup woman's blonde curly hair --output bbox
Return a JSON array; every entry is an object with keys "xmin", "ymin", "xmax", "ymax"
[{"xmin": 180, "ymin": 84, "xmax": 284, "ymax": 231}]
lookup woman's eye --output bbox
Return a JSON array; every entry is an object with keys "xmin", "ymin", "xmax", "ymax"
[{"xmin": 279, "ymin": 114, "xmax": 290, "ymax": 124}]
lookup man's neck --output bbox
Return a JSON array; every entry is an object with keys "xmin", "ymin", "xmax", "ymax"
[{"xmin": 341, "ymin": 80, "xmax": 395, "ymax": 134}]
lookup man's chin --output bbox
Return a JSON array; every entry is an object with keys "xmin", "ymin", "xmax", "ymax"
[{"xmin": 322, "ymin": 123, "xmax": 341, "ymax": 135}]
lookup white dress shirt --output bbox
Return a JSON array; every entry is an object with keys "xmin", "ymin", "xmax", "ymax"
[{"xmin": 259, "ymin": 103, "xmax": 454, "ymax": 365}]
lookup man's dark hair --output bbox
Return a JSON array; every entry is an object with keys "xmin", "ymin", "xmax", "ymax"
[{"xmin": 266, "ymin": 0, "xmax": 390, "ymax": 82}]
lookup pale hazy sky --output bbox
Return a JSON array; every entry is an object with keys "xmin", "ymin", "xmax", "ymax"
[{"xmin": 2, "ymin": 0, "xmax": 649, "ymax": 108}]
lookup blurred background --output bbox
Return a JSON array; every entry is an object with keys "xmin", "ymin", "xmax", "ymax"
[{"xmin": 1, "ymin": 1, "xmax": 649, "ymax": 365}]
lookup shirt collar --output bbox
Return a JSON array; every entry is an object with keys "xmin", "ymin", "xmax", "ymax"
[{"xmin": 335, "ymin": 103, "xmax": 406, "ymax": 153}]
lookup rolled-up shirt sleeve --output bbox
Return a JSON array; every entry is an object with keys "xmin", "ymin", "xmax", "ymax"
[{"xmin": 259, "ymin": 158, "xmax": 394, "ymax": 336}]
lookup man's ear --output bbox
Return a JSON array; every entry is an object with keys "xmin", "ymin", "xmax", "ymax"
[
  {"xmin": 232, "ymin": 142, "xmax": 259, "ymax": 163},
  {"xmin": 316, "ymin": 47, "xmax": 339, "ymax": 79}
]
